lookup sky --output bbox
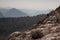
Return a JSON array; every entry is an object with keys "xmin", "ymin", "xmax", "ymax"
[{"xmin": 0, "ymin": 0, "xmax": 60, "ymax": 9}]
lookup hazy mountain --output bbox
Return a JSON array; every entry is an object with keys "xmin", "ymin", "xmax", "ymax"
[
  {"xmin": 0, "ymin": 12, "xmax": 4, "ymax": 18},
  {"xmin": 21, "ymin": 9, "xmax": 52, "ymax": 16},
  {"xmin": 0, "ymin": 8, "xmax": 9, "ymax": 14},
  {"xmin": 0, "ymin": 8, "xmax": 52, "ymax": 17},
  {"xmin": 3, "ymin": 8, "xmax": 28, "ymax": 17}
]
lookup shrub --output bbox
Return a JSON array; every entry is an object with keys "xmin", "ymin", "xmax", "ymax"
[{"xmin": 31, "ymin": 30, "xmax": 44, "ymax": 39}]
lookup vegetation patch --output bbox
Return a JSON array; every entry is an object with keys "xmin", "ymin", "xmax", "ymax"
[{"xmin": 31, "ymin": 30, "xmax": 44, "ymax": 39}]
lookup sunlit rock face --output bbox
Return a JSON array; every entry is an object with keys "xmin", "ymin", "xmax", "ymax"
[
  {"xmin": 8, "ymin": 31, "xmax": 22, "ymax": 40},
  {"xmin": 8, "ymin": 6, "xmax": 60, "ymax": 40},
  {"xmin": 8, "ymin": 24, "xmax": 60, "ymax": 40}
]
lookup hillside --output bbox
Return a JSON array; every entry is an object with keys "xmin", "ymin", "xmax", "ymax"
[
  {"xmin": 8, "ymin": 6, "xmax": 60, "ymax": 40},
  {"xmin": 0, "ymin": 14, "xmax": 47, "ymax": 40}
]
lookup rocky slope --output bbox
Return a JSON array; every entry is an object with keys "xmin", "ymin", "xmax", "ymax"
[{"xmin": 8, "ymin": 6, "xmax": 60, "ymax": 40}]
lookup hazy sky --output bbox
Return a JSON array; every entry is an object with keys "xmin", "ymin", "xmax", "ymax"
[{"xmin": 0, "ymin": 0, "xmax": 60, "ymax": 9}]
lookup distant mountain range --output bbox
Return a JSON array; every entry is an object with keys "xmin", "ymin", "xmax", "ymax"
[
  {"xmin": 21, "ymin": 9, "xmax": 52, "ymax": 16},
  {"xmin": 4, "ymin": 8, "xmax": 28, "ymax": 17},
  {"xmin": 0, "ymin": 8, "xmax": 52, "ymax": 18},
  {"xmin": 0, "ymin": 8, "xmax": 28, "ymax": 17},
  {"xmin": 0, "ymin": 12, "xmax": 4, "ymax": 18}
]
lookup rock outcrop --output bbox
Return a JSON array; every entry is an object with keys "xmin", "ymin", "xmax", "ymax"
[{"xmin": 8, "ymin": 6, "xmax": 60, "ymax": 40}]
